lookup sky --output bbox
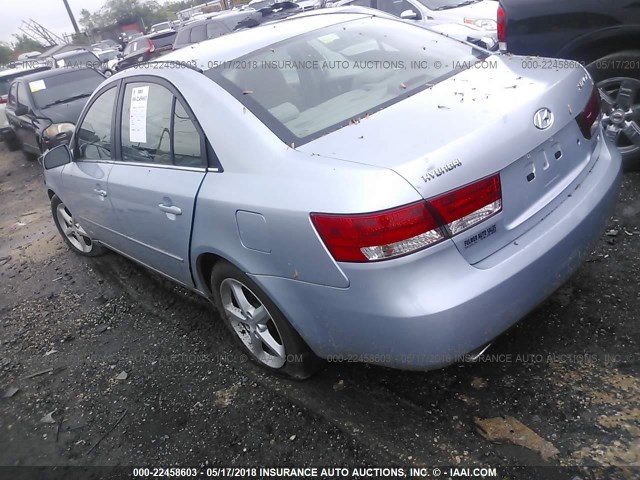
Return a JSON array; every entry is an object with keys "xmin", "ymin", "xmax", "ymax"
[{"xmin": 0, "ymin": 0, "xmax": 107, "ymax": 46}]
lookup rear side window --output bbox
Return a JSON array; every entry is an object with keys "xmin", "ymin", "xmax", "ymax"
[
  {"xmin": 76, "ymin": 87, "xmax": 117, "ymax": 161},
  {"xmin": 173, "ymin": 101, "xmax": 202, "ymax": 167},
  {"xmin": 175, "ymin": 28, "xmax": 191, "ymax": 47},
  {"xmin": 120, "ymin": 82, "xmax": 204, "ymax": 168},
  {"xmin": 206, "ymin": 21, "xmax": 228, "ymax": 39},
  {"xmin": 190, "ymin": 25, "xmax": 207, "ymax": 43}
]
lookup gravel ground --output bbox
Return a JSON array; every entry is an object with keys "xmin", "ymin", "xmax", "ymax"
[{"xmin": 0, "ymin": 142, "xmax": 638, "ymax": 478}]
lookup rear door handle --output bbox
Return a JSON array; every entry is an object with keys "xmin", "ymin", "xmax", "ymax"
[
  {"xmin": 94, "ymin": 188, "xmax": 107, "ymax": 197},
  {"xmin": 158, "ymin": 204, "xmax": 182, "ymax": 215}
]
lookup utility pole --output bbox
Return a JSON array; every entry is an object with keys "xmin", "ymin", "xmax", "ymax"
[{"xmin": 62, "ymin": 0, "xmax": 80, "ymax": 34}]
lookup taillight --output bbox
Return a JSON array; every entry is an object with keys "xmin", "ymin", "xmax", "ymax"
[
  {"xmin": 576, "ymin": 86, "xmax": 601, "ymax": 140},
  {"xmin": 0, "ymin": 95, "xmax": 7, "ymax": 105},
  {"xmin": 497, "ymin": 5, "xmax": 506, "ymax": 50},
  {"xmin": 311, "ymin": 174, "xmax": 502, "ymax": 262},
  {"xmin": 430, "ymin": 175, "xmax": 502, "ymax": 236}
]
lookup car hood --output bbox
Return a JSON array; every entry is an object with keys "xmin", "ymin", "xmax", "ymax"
[
  {"xmin": 38, "ymin": 97, "xmax": 88, "ymax": 125},
  {"xmin": 297, "ymin": 54, "xmax": 594, "ymax": 199}
]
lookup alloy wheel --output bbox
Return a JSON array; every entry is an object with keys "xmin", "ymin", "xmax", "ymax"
[
  {"xmin": 56, "ymin": 203, "xmax": 93, "ymax": 253},
  {"xmin": 598, "ymin": 77, "xmax": 640, "ymax": 157},
  {"xmin": 219, "ymin": 278, "xmax": 286, "ymax": 368}
]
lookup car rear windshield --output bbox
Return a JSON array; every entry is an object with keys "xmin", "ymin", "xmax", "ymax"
[
  {"xmin": 151, "ymin": 32, "xmax": 178, "ymax": 48},
  {"xmin": 30, "ymin": 69, "xmax": 104, "ymax": 109},
  {"xmin": 206, "ymin": 17, "xmax": 484, "ymax": 145}
]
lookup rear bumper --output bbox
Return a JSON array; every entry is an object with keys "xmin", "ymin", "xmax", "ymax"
[{"xmin": 251, "ymin": 137, "xmax": 622, "ymax": 370}]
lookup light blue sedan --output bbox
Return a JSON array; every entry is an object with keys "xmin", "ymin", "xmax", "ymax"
[{"xmin": 42, "ymin": 12, "xmax": 621, "ymax": 378}]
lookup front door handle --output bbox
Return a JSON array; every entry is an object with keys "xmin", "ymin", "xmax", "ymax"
[
  {"xmin": 94, "ymin": 188, "xmax": 107, "ymax": 197},
  {"xmin": 158, "ymin": 204, "xmax": 182, "ymax": 215}
]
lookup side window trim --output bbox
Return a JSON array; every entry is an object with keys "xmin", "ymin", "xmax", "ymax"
[
  {"xmin": 73, "ymin": 81, "xmax": 122, "ymax": 161},
  {"xmin": 118, "ymin": 75, "xmax": 222, "ymax": 171}
]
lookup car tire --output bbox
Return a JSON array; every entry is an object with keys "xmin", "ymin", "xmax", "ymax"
[
  {"xmin": 4, "ymin": 133, "xmax": 20, "ymax": 152},
  {"xmin": 23, "ymin": 150, "xmax": 39, "ymax": 161},
  {"xmin": 104, "ymin": 69, "xmax": 113, "ymax": 77},
  {"xmin": 51, "ymin": 195, "xmax": 105, "ymax": 257},
  {"xmin": 587, "ymin": 51, "xmax": 640, "ymax": 170},
  {"xmin": 211, "ymin": 261, "xmax": 322, "ymax": 379}
]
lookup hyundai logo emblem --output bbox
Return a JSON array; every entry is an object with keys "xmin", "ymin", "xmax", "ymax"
[{"xmin": 533, "ymin": 108, "xmax": 554, "ymax": 130}]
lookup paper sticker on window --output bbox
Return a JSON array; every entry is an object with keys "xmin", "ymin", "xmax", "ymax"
[
  {"xmin": 29, "ymin": 80, "xmax": 46, "ymax": 93},
  {"xmin": 129, "ymin": 86, "xmax": 149, "ymax": 144}
]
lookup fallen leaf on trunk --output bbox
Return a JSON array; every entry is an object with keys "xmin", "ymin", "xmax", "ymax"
[{"xmin": 474, "ymin": 415, "xmax": 559, "ymax": 461}]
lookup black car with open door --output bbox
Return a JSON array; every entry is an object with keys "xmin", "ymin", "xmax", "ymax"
[{"xmin": 4, "ymin": 68, "xmax": 105, "ymax": 160}]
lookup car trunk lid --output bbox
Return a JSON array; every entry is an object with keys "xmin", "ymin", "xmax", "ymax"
[{"xmin": 298, "ymin": 56, "xmax": 600, "ymax": 264}]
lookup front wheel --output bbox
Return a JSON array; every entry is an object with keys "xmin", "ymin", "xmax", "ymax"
[
  {"xmin": 211, "ymin": 261, "xmax": 321, "ymax": 379},
  {"xmin": 51, "ymin": 195, "xmax": 104, "ymax": 257}
]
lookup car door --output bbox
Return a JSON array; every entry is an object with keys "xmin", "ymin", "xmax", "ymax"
[
  {"xmin": 61, "ymin": 85, "xmax": 122, "ymax": 247},
  {"xmin": 7, "ymin": 81, "xmax": 39, "ymax": 152},
  {"xmin": 107, "ymin": 78, "xmax": 208, "ymax": 286}
]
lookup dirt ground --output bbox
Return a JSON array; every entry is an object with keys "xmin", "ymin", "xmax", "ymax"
[{"xmin": 0, "ymin": 141, "xmax": 638, "ymax": 478}]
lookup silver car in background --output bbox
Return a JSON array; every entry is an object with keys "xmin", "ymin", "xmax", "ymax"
[{"xmin": 42, "ymin": 13, "xmax": 621, "ymax": 378}]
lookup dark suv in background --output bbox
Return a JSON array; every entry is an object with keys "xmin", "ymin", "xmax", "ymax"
[
  {"xmin": 498, "ymin": 0, "xmax": 640, "ymax": 168},
  {"xmin": 116, "ymin": 30, "xmax": 178, "ymax": 71},
  {"xmin": 173, "ymin": 11, "xmax": 261, "ymax": 50}
]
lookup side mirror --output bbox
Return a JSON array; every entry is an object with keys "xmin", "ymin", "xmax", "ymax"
[
  {"xmin": 15, "ymin": 105, "xmax": 29, "ymax": 116},
  {"xmin": 43, "ymin": 144, "xmax": 72, "ymax": 170},
  {"xmin": 400, "ymin": 9, "xmax": 418, "ymax": 19}
]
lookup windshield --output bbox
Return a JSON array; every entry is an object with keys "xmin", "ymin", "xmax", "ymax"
[
  {"xmin": 414, "ymin": 0, "xmax": 477, "ymax": 10},
  {"xmin": 206, "ymin": 18, "xmax": 483, "ymax": 145},
  {"xmin": 30, "ymin": 69, "xmax": 104, "ymax": 109}
]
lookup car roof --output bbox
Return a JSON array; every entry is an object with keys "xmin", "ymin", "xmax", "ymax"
[
  {"xmin": 12, "ymin": 67, "xmax": 98, "ymax": 83},
  {"xmin": 0, "ymin": 65, "xmax": 50, "ymax": 80},
  {"xmin": 162, "ymin": 12, "xmax": 369, "ymax": 64},
  {"xmin": 183, "ymin": 10, "xmax": 256, "ymax": 27},
  {"xmin": 144, "ymin": 30, "xmax": 178, "ymax": 40},
  {"xmin": 53, "ymin": 49, "xmax": 96, "ymax": 59}
]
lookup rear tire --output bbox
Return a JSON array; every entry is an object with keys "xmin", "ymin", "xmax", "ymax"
[
  {"xmin": 587, "ymin": 51, "xmax": 640, "ymax": 170},
  {"xmin": 4, "ymin": 133, "xmax": 20, "ymax": 152},
  {"xmin": 51, "ymin": 195, "xmax": 104, "ymax": 257},
  {"xmin": 211, "ymin": 261, "xmax": 322, "ymax": 379}
]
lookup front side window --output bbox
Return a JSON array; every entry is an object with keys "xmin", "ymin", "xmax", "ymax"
[
  {"xmin": 76, "ymin": 87, "xmax": 117, "ymax": 161},
  {"xmin": 7, "ymin": 83, "xmax": 17, "ymax": 105},
  {"xmin": 16, "ymin": 82, "xmax": 29, "ymax": 107},
  {"xmin": 207, "ymin": 17, "xmax": 483, "ymax": 146}
]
